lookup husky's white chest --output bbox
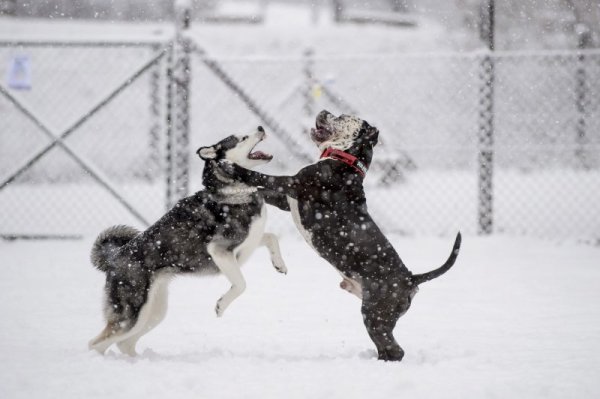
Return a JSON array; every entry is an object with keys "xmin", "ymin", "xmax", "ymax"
[
  {"xmin": 287, "ymin": 197, "xmax": 315, "ymax": 250},
  {"xmin": 234, "ymin": 204, "xmax": 267, "ymax": 259}
]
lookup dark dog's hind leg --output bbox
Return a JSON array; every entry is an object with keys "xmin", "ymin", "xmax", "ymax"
[{"xmin": 361, "ymin": 297, "xmax": 405, "ymax": 361}]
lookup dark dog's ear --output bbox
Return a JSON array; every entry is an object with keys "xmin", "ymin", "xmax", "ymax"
[
  {"xmin": 362, "ymin": 122, "xmax": 379, "ymax": 146},
  {"xmin": 197, "ymin": 146, "xmax": 217, "ymax": 160}
]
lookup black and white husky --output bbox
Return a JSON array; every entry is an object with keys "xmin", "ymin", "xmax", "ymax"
[{"xmin": 89, "ymin": 127, "xmax": 286, "ymax": 356}]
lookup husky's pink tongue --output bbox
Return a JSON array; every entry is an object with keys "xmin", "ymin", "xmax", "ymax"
[{"xmin": 248, "ymin": 151, "xmax": 273, "ymax": 160}]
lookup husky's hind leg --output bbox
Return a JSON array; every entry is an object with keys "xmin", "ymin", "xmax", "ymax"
[
  {"xmin": 116, "ymin": 275, "xmax": 171, "ymax": 356},
  {"xmin": 89, "ymin": 321, "xmax": 131, "ymax": 354},
  {"xmin": 89, "ymin": 270, "xmax": 150, "ymax": 355},
  {"xmin": 89, "ymin": 310, "xmax": 149, "ymax": 355}
]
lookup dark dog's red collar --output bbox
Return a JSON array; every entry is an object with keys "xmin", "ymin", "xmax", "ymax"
[{"xmin": 320, "ymin": 148, "xmax": 369, "ymax": 177}]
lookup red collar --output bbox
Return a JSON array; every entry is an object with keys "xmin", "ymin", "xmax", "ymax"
[{"xmin": 320, "ymin": 148, "xmax": 369, "ymax": 177}]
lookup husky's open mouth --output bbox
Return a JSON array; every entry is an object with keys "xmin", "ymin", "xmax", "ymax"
[{"xmin": 247, "ymin": 139, "xmax": 273, "ymax": 161}]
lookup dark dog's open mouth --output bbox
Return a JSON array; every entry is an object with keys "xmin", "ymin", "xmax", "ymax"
[
  {"xmin": 310, "ymin": 127, "xmax": 333, "ymax": 143},
  {"xmin": 311, "ymin": 116, "xmax": 334, "ymax": 143},
  {"xmin": 248, "ymin": 140, "xmax": 273, "ymax": 161}
]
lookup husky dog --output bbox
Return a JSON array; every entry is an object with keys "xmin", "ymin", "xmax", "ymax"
[
  {"xmin": 89, "ymin": 127, "xmax": 286, "ymax": 356},
  {"xmin": 220, "ymin": 111, "xmax": 461, "ymax": 361}
]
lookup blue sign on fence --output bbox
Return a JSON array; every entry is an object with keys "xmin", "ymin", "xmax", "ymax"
[{"xmin": 7, "ymin": 55, "xmax": 32, "ymax": 90}]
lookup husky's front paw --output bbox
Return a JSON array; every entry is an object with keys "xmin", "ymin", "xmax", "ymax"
[
  {"xmin": 215, "ymin": 298, "xmax": 225, "ymax": 317},
  {"xmin": 273, "ymin": 259, "xmax": 287, "ymax": 274}
]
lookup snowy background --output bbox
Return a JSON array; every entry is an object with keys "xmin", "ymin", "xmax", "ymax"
[{"xmin": 1, "ymin": 1, "xmax": 600, "ymax": 398}]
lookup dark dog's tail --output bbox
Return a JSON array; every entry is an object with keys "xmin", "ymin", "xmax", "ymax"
[
  {"xmin": 91, "ymin": 225, "xmax": 139, "ymax": 273},
  {"xmin": 411, "ymin": 232, "xmax": 461, "ymax": 286}
]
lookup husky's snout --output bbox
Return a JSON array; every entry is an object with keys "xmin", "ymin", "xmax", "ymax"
[{"xmin": 255, "ymin": 126, "xmax": 266, "ymax": 141}]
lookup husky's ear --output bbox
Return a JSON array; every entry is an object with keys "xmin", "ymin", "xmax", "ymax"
[{"xmin": 197, "ymin": 146, "xmax": 217, "ymax": 160}]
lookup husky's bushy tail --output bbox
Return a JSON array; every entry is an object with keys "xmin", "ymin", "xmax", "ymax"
[{"xmin": 91, "ymin": 225, "xmax": 139, "ymax": 272}]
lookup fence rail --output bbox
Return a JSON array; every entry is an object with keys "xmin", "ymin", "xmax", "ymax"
[{"xmin": 0, "ymin": 35, "xmax": 599, "ymax": 240}]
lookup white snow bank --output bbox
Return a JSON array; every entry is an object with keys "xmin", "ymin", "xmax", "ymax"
[{"xmin": 0, "ymin": 235, "xmax": 599, "ymax": 398}]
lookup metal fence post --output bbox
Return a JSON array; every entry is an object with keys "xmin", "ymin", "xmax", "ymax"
[
  {"xmin": 477, "ymin": 0, "xmax": 495, "ymax": 235},
  {"xmin": 165, "ymin": 0, "xmax": 192, "ymax": 210},
  {"xmin": 575, "ymin": 24, "xmax": 591, "ymax": 170},
  {"xmin": 147, "ymin": 43, "xmax": 162, "ymax": 182},
  {"xmin": 303, "ymin": 48, "xmax": 315, "ymax": 135},
  {"xmin": 332, "ymin": 0, "xmax": 343, "ymax": 22}
]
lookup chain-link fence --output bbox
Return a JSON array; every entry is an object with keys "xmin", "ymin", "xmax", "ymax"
[
  {"xmin": 0, "ymin": 41, "xmax": 170, "ymax": 237},
  {"xmin": 188, "ymin": 48, "xmax": 600, "ymax": 240},
  {"xmin": 1, "ymin": 36, "xmax": 599, "ymax": 240}
]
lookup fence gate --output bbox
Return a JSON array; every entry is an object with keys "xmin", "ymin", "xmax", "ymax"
[{"xmin": 0, "ymin": 40, "xmax": 175, "ymax": 239}]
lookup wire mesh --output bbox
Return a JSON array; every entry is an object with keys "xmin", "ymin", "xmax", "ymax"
[
  {"xmin": 1, "ymin": 43, "xmax": 599, "ymax": 240},
  {"xmin": 0, "ymin": 42, "xmax": 168, "ymax": 237},
  {"xmin": 189, "ymin": 49, "xmax": 600, "ymax": 240},
  {"xmin": 493, "ymin": 51, "xmax": 600, "ymax": 238}
]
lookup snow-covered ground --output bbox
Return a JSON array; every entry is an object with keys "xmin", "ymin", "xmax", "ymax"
[{"xmin": 1, "ymin": 234, "xmax": 599, "ymax": 399}]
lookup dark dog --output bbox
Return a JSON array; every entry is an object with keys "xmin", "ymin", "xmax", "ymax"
[
  {"xmin": 220, "ymin": 111, "xmax": 461, "ymax": 361},
  {"xmin": 89, "ymin": 127, "xmax": 287, "ymax": 356}
]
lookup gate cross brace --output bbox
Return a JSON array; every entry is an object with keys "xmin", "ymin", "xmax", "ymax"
[
  {"xmin": 0, "ymin": 48, "xmax": 168, "ymax": 228},
  {"xmin": 193, "ymin": 46, "xmax": 313, "ymax": 164}
]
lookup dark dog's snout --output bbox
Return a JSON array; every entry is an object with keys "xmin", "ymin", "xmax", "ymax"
[
  {"xmin": 316, "ymin": 110, "xmax": 332, "ymax": 126},
  {"xmin": 311, "ymin": 110, "xmax": 335, "ymax": 143},
  {"xmin": 257, "ymin": 126, "xmax": 264, "ymax": 132}
]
